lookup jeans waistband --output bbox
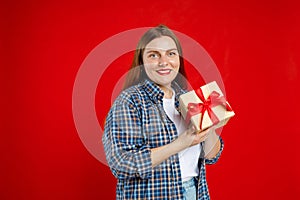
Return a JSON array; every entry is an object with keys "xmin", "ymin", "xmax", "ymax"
[{"xmin": 182, "ymin": 177, "xmax": 197, "ymax": 188}]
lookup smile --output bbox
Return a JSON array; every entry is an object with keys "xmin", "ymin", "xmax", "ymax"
[{"xmin": 156, "ymin": 69, "xmax": 172, "ymax": 75}]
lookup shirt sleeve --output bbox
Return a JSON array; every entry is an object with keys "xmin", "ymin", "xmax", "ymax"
[
  {"xmin": 102, "ymin": 99, "xmax": 152, "ymax": 180},
  {"xmin": 205, "ymin": 136, "xmax": 224, "ymax": 165}
]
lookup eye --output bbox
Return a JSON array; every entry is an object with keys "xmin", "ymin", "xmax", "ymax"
[
  {"xmin": 168, "ymin": 51, "xmax": 178, "ymax": 57},
  {"xmin": 148, "ymin": 53, "xmax": 159, "ymax": 59}
]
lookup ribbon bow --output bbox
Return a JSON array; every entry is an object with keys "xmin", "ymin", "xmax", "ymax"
[{"xmin": 185, "ymin": 88, "xmax": 233, "ymax": 130}]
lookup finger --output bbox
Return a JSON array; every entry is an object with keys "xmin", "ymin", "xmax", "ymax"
[
  {"xmin": 202, "ymin": 134, "xmax": 209, "ymax": 141},
  {"xmin": 198, "ymin": 128, "xmax": 210, "ymax": 138},
  {"xmin": 200, "ymin": 132, "xmax": 209, "ymax": 142},
  {"xmin": 211, "ymin": 125, "xmax": 217, "ymax": 131},
  {"xmin": 194, "ymin": 132, "xmax": 207, "ymax": 143},
  {"xmin": 198, "ymin": 127, "xmax": 210, "ymax": 135},
  {"xmin": 187, "ymin": 126, "xmax": 196, "ymax": 134}
]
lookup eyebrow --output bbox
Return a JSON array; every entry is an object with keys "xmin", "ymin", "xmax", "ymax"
[{"xmin": 145, "ymin": 48, "xmax": 178, "ymax": 54}]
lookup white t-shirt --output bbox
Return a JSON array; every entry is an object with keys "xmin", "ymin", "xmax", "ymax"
[{"xmin": 162, "ymin": 90, "xmax": 201, "ymax": 182}]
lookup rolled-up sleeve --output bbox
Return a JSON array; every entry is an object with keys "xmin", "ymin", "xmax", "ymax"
[
  {"xmin": 102, "ymin": 100, "xmax": 152, "ymax": 180},
  {"xmin": 205, "ymin": 137, "xmax": 224, "ymax": 165}
]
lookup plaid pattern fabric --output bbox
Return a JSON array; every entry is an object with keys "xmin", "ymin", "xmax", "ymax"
[{"xmin": 103, "ymin": 79, "xmax": 224, "ymax": 200}]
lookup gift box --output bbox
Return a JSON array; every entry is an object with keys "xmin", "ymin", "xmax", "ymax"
[{"xmin": 179, "ymin": 81, "xmax": 235, "ymax": 131}]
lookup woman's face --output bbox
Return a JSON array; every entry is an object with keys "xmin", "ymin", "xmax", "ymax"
[{"xmin": 142, "ymin": 36, "xmax": 180, "ymax": 89}]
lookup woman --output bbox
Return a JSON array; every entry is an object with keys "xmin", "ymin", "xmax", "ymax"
[{"xmin": 102, "ymin": 25, "xmax": 223, "ymax": 200}]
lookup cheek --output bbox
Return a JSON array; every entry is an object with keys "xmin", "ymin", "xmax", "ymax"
[
  {"xmin": 169, "ymin": 59, "xmax": 180, "ymax": 68},
  {"xmin": 144, "ymin": 65, "xmax": 155, "ymax": 76},
  {"xmin": 144, "ymin": 63, "xmax": 155, "ymax": 70},
  {"xmin": 143, "ymin": 58, "xmax": 158, "ymax": 66}
]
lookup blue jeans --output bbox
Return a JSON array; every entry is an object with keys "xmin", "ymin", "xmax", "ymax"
[{"xmin": 182, "ymin": 177, "xmax": 197, "ymax": 200}]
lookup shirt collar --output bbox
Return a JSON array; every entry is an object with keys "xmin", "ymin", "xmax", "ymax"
[
  {"xmin": 141, "ymin": 79, "xmax": 185, "ymax": 105},
  {"xmin": 141, "ymin": 79, "xmax": 164, "ymax": 103}
]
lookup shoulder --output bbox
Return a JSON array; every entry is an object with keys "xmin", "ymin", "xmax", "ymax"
[{"xmin": 113, "ymin": 83, "xmax": 146, "ymax": 108}]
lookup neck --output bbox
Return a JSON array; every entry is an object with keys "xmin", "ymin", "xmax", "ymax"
[{"xmin": 160, "ymin": 85, "xmax": 173, "ymax": 99}]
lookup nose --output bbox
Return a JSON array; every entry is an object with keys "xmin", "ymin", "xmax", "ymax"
[{"xmin": 158, "ymin": 55, "xmax": 168, "ymax": 67}]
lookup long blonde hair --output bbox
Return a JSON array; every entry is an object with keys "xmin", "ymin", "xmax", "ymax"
[{"xmin": 123, "ymin": 25, "xmax": 187, "ymax": 90}]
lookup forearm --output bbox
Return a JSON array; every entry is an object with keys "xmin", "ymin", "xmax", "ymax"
[
  {"xmin": 204, "ymin": 130, "xmax": 221, "ymax": 159},
  {"xmin": 151, "ymin": 140, "xmax": 185, "ymax": 168},
  {"xmin": 151, "ymin": 127, "xmax": 211, "ymax": 167}
]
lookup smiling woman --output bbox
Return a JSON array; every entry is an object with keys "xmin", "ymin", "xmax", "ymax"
[
  {"xmin": 123, "ymin": 24, "xmax": 187, "ymax": 92},
  {"xmin": 102, "ymin": 25, "xmax": 223, "ymax": 200},
  {"xmin": 143, "ymin": 36, "xmax": 180, "ymax": 98}
]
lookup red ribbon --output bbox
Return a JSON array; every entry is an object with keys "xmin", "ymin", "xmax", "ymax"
[{"xmin": 185, "ymin": 88, "xmax": 233, "ymax": 130}]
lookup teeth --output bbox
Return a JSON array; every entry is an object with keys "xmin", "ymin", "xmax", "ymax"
[
  {"xmin": 157, "ymin": 70, "xmax": 171, "ymax": 74},
  {"xmin": 158, "ymin": 69, "xmax": 171, "ymax": 72}
]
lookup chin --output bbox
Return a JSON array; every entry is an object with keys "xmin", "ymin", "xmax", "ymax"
[{"xmin": 155, "ymin": 80, "xmax": 173, "ymax": 87}]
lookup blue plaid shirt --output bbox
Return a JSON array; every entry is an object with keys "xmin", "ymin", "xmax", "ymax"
[{"xmin": 103, "ymin": 79, "xmax": 224, "ymax": 200}]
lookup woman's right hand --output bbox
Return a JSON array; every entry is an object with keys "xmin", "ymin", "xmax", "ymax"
[
  {"xmin": 151, "ymin": 126, "xmax": 212, "ymax": 168},
  {"xmin": 175, "ymin": 126, "xmax": 211, "ymax": 150}
]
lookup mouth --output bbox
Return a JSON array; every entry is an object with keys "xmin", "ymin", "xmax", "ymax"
[{"xmin": 156, "ymin": 69, "xmax": 172, "ymax": 75}]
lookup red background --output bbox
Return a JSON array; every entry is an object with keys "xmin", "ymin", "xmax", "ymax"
[{"xmin": 1, "ymin": 0, "xmax": 300, "ymax": 199}]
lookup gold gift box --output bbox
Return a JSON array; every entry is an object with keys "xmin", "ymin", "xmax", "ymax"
[{"xmin": 179, "ymin": 81, "xmax": 235, "ymax": 131}]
